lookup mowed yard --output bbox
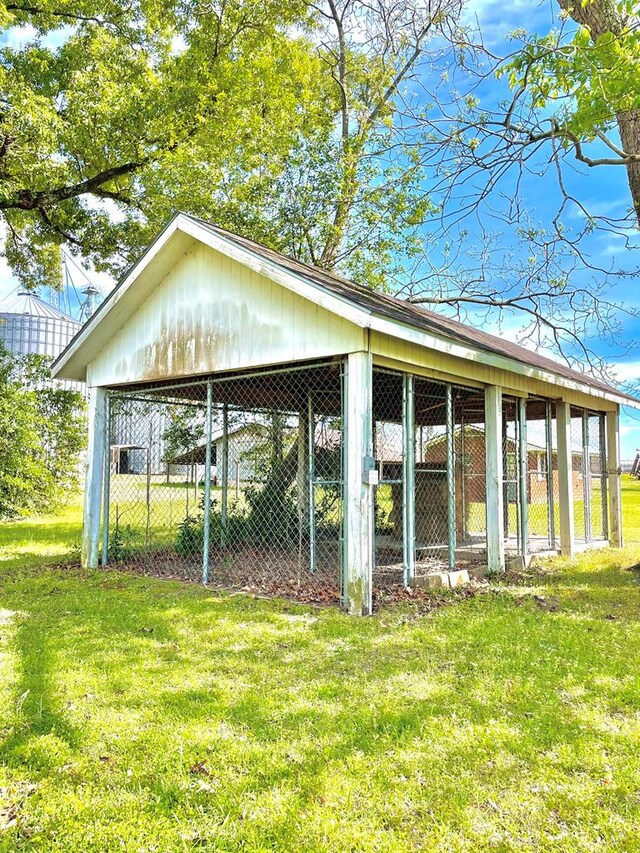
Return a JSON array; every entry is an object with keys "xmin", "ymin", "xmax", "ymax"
[{"xmin": 2, "ymin": 485, "xmax": 640, "ymax": 850}]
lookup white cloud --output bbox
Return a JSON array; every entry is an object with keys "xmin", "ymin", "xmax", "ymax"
[{"xmin": 611, "ymin": 361, "xmax": 640, "ymax": 383}]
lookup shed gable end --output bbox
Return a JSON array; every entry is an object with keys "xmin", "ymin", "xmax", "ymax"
[{"xmin": 87, "ymin": 242, "xmax": 364, "ymax": 387}]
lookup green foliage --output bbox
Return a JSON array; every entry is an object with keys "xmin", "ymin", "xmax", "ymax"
[
  {"xmin": 0, "ymin": 0, "xmax": 452, "ymax": 292},
  {"xmin": 162, "ymin": 406, "xmax": 205, "ymax": 465},
  {"xmin": 0, "ymin": 0, "xmax": 325, "ymax": 285},
  {"xmin": 0, "ymin": 343, "xmax": 86, "ymax": 520},
  {"xmin": 500, "ymin": 12, "xmax": 640, "ymax": 142},
  {"xmin": 107, "ymin": 517, "xmax": 139, "ymax": 563},
  {"xmin": 244, "ymin": 481, "xmax": 299, "ymax": 545},
  {"xmin": 4, "ymin": 483, "xmax": 640, "ymax": 847},
  {"xmin": 173, "ymin": 491, "xmax": 255, "ymax": 554},
  {"xmin": 175, "ymin": 513, "xmax": 204, "ymax": 558}
]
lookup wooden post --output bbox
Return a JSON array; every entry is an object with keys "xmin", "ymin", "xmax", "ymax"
[
  {"xmin": 345, "ymin": 351, "xmax": 373, "ymax": 615},
  {"xmin": 101, "ymin": 396, "xmax": 111, "ymax": 567},
  {"xmin": 556, "ymin": 400, "xmax": 575, "ymax": 557},
  {"xmin": 485, "ymin": 385, "xmax": 505, "ymax": 573},
  {"xmin": 582, "ymin": 409, "xmax": 592, "ymax": 542},
  {"xmin": 82, "ymin": 386, "xmax": 107, "ymax": 569},
  {"xmin": 606, "ymin": 407, "xmax": 623, "ymax": 548}
]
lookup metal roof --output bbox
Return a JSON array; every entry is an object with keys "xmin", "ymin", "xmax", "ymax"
[
  {"xmin": 190, "ymin": 216, "xmax": 634, "ymax": 405},
  {"xmin": 51, "ymin": 213, "xmax": 638, "ymax": 407},
  {"xmin": 0, "ymin": 290, "xmax": 78, "ymax": 323}
]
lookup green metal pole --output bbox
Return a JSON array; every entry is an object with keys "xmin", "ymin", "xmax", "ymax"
[
  {"xmin": 446, "ymin": 385, "xmax": 456, "ymax": 571},
  {"xmin": 202, "ymin": 380, "xmax": 212, "ymax": 584},
  {"xmin": 308, "ymin": 390, "xmax": 316, "ymax": 574},
  {"xmin": 221, "ymin": 402, "xmax": 228, "ymax": 547},
  {"xmin": 518, "ymin": 397, "xmax": 528, "ymax": 558},
  {"xmin": 402, "ymin": 373, "xmax": 415, "ymax": 587},
  {"xmin": 545, "ymin": 400, "xmax": 555, "ymax": 549},
  {"xmin": 340, "ymin": 360, "xmax": 348, "ymax": 606}
]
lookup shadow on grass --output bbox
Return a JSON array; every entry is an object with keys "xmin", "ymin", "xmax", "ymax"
[
  {"xmin": 2, "ymin": 551, "xmax": 640, "ymax": 848},
  {"xmin": 1, "ymin": 603, "xmax": 82, "ymax": 770}
]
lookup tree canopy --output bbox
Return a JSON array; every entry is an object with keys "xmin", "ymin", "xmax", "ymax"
[{"xmin": 1, "ymin": 0, "xmax": 638, "ymax": 375}]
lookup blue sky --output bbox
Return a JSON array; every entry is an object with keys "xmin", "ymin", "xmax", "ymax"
[
  {"xmin": 434, "ymin": 0, "xmax": 640, "ymax": 457},
  {"xmin": 1, "ymin": 0, "xmax": 639, "ymax": 456}
]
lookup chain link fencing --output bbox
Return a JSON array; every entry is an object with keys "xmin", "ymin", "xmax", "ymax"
[
  {"xmin": 105, "ymin": 362, "xmax": 345, "ymax": 601},
  {"xmin": 371, "ymin": 369, "xmax": 488, "ymax": 593},
  {"xmin": 101, "ymin": 360, "xmax": 605, "ymax": 604},
  {"xmin": 570, "ymin": 408, "xmax": 608, "ymax": 544}
]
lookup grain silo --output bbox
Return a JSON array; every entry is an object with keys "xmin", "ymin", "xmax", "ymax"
[{"xmin": 0, "ymin": 290, "xmax": 80, "ymax": 360}]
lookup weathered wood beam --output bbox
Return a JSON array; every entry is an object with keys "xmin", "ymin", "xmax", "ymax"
[
  {"xmin": 556, "ymin": 400, "xmax": 575, "ymax": 557},
  {"xmin": 485, "ymin": 385, "xmax": 505, "ymax": 573},
  {"xmin": 82, "ymin": 386, "xmax": 107, "ymax": 569}
]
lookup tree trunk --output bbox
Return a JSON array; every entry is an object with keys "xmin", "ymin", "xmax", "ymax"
[{"xmin": 558, "ymin": 0, "xmax": 640, "ymax": 224}]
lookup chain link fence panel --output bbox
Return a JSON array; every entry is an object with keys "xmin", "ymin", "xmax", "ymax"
[{"xmin": 105, "ymin": 362, "xmax": 345, "ymax": 602}]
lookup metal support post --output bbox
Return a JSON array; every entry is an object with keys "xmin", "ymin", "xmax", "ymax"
[
  {"xmin": 402, "ymin": 373, "xmax": 415, "ymax": 587},
  {"xmin": 202, "ymin": 380, "xmax": 213, "ymax": 584},
  {"xmin": 221, "ymin": 402, "xmax": 229, "ymax": 546},
  {"xmin": 460, "ymin": 411, "xmax": 467, "ymax": 543},
  {"xmin": 446, "ymin": 385, "xmax": 456, "ymax": 571},
  {"xmin": 308, "ymin": 390, "xmax": 316, "ymax": 574},
  {"xmin": 518, "ymin": 397, "xmax": 528, "ymax": 559}
]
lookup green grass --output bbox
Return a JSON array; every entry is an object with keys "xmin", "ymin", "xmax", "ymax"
[{"xmin": 2, "ymin": 484, "xmax": 640, "ymax": 849}]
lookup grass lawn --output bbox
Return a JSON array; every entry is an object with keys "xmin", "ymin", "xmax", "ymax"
[{"xmin": 2, "ymin": 483, "xmax": 640, "ymax": 849}]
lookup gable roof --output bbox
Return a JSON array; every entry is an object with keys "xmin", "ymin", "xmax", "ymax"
[{"xmin": 52, "ymin": 212, "xmax": 638, "ymax": 407}]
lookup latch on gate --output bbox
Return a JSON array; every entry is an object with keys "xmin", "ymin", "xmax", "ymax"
[{"xmin": 362, "ymin": 456, "xmax": 379, "ymax": 486}]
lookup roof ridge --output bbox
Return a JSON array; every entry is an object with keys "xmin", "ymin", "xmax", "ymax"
[{"xmin": 185, "ymin": 214, "xmax": 629, "ymax": 402}]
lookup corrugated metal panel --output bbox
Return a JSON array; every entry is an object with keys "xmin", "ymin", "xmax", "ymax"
[
  {"xmin": 371, "ymin": 333, "xmax": 617, "ymax": 411},
  {"xmin": 0, "ymin": 291, "xmax": 77, "ymax": 322},
  {"xmin": 88, "ymin": 242, "xmax": 364, "ymax": 387}
]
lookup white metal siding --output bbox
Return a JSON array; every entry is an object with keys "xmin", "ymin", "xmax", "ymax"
[{"xmin": 88, "ymin": 243, "xmax": 364, "ymax": 387}]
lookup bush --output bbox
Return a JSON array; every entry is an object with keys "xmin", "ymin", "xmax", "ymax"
[
  {"xmin": 175, "ymin": 514, "xmax": 204, "ymax": 557},
  {"xmin": 0, "ymin": 344, "xmax": 86, "ymax": 519}
]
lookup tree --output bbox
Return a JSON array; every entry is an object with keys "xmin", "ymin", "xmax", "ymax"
[
  {"xmin": 517, "ymin": 0, "xmax": 640, "ymax": 223},
  {"xmin": 268, "ymin": 0, "xmax": 462, "ymax": 288},
  {"xmin": 0, "ymin": 345, "xmax": 86, "ymax": 519},
  {"xmin": 0, "ymin": 0, "xmax": 328, "ymax": 287},
  {"xmin": 0, "ymin": 0, "xmax": 465, "ymax": 292},
  {"xmin": 382, "ymin": 0, "xmax": 640, "ymax": 376}
]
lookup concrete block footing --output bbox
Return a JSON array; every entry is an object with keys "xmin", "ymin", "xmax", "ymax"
[{"xmin": 411, "ymin": 569, "xmax": 471, "ymax": 590}]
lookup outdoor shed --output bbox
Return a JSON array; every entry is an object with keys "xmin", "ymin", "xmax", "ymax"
[{"xmin": 52, "ymin": 213, "xmax": 637, "ymax": 614}]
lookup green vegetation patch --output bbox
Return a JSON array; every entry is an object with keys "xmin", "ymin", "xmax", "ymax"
[{"xmin": 1, "ymin": 481, "xmax": 640, "ymax": 850}]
